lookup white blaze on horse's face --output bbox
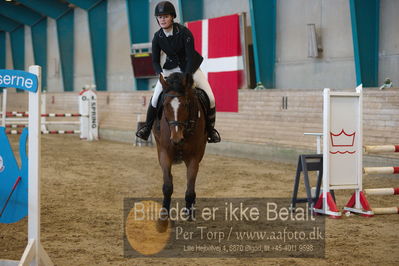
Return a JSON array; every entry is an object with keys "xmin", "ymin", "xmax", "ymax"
[{"xmin": 171, "ymin": 97, "xmax": 180, "ymax": 133}]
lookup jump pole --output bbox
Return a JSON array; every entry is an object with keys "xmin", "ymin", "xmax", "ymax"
[
  {"xmin": 372, "ymin": 207, "xmax": 399, "ymax": 215},
  {"xmin": 364, "ymin": 188, "xmax": 399, "ymax": 196},
  {"xmin": 1, "ymin": 88, "xmax": 98, "ymax": 141},
  {"xmin": 363, "ymin": 188, "xmax": 399, "ymax": 215},
  {"xmin": 363, "ymin": 167, "xmax": 399, "ymax": 175},
  {"xmin": 364, "ymin": 145, "xmax": 399, "ymax": 153}
]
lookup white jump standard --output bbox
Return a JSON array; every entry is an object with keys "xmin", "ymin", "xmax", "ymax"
[
  {"xmin": 293, "ymin": 86, "xmax": 399, "ymax": 217},
  {"xmin": 0, "ymin": 66, "xmax": 53, "ymax": 265},
  {"xmin": 313, "ymin": 85, "xmax": 374, "ymax": 218},
  {"xmin": 311, "ymin": 85, "xmax": 399, "ymax": 217}
]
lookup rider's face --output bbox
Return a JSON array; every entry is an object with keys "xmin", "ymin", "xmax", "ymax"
[{"xmin": 157, "ymin": 15, "xmax": 173, "ymax": 30}]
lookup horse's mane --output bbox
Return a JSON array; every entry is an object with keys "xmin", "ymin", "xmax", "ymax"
[{"xmin": 166, "ymin": 73, "xmax": 186, "ymax": 95}]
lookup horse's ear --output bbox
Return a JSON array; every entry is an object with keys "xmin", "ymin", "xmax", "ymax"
[
  {"xmin": 159, "ymin": 73, "xmax": 168, "ymax": 90},
  {"xmin": 184, "ymin": 73, "xmax": 194, "ymax": 90}
]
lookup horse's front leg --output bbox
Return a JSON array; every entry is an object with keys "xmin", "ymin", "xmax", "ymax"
[
  {"xmin": 157, "ymin": 152, "xmax": 173, "ymax": 233},
  {"xmin": 160, "ymin": 152, "xmax": 173, "ymax": 214},
  {"xmin": 185, "ymin": 159, "xmax": 199, "ymax": 218}
]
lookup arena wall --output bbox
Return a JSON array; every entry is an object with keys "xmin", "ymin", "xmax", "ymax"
[
  {"xmin": 4, "ymin": 0, "xmax": 398, "ymax": 92},
  {"xmin": 275, "ymin": 0, "xmax": 356, "ymax": 89},
  {"xmin": 4, "ymin": 88, "xmax": 399, "ymax": 163},
  {"xmin": 379, "ymin": 0, "xmax": 399, "ymax": 87}
]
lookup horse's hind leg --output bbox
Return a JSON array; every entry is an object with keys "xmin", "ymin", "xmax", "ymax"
[{"xmin": 185, "ymin": 160, "xmax": 199, "ymax": 218}]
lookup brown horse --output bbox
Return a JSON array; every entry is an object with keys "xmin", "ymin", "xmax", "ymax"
[{"xmin": 153, "ymin": 72, "xmax": 207, "ymax": 222}]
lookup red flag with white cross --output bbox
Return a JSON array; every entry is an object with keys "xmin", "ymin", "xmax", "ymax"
[{"xmin": 187, "ymin": 14, "xmax": 244, "ymax": 112}]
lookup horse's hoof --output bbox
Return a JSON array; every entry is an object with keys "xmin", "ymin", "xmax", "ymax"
[
  {"xmin": 184, "ymin": 208, "xmax": 195, "ymax": 221},
  {"xmin": 156, "ymin": 218, "xmax": 169, "ymax": 233}
]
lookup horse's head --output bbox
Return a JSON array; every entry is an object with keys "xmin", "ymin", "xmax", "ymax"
[{"xmin": 160, "ymin": 72, "xmax": 194, "ymax": 145}]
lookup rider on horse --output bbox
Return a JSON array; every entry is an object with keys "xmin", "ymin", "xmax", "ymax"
[{"xmin": 135, "ymin": 1, "xmax": 221, "ymax": 143}]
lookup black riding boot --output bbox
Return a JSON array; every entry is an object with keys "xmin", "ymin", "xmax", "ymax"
[
  {"xmin": 207, "ymin": 107, "xmax": 221, "ymax": 143},
  {"xmin": 136, "ymin": 105, "xmax": 157, "ymax": 141}
]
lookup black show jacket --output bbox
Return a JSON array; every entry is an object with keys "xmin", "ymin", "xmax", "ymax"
[{"xmin": 152, "ymin": 23, "xmax": 203, "ymax": 74}]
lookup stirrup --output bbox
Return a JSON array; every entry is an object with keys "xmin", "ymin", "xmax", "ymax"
[
  {"xmin": 136, "ymin": 125, "xmax": 152, "ymax": 141},
  {"xmin": 207, "ymin": 128, "xmax": 221, "ymax": 143}
]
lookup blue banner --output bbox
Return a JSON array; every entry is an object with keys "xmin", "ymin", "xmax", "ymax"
[
  {"xmin": 0, "ymin": 127, "xmax": 28, "ymax": 224},
  {"xmin": 0, "ymin": 69, "xmax": 38, "ymax": 92}
]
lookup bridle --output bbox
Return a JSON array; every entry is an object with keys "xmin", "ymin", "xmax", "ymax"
[{"xmin": 162, "ymin": 92, "xmax": 197, "ymax": 134}]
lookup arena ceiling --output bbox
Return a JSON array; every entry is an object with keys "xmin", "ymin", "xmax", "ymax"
[
  {"xmin": 0, "ymin": 0, "xmax": 108, "ymax": 91},
  {"xmin": 0, "ymin": 0, "xmax": 92, "ymax": 29}
]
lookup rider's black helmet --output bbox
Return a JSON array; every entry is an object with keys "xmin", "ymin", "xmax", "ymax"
[{"xmin": 154, "ymin": 1, "xmax": 176, "ymax": 18}]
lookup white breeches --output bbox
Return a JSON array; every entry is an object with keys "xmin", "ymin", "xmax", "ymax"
[{"xmin": 151, "ymin": 68, "xmax": 216, "ymax": 109}]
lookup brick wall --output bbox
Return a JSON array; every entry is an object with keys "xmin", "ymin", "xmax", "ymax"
[{"xmin": 3, "ymin": 88, "xmax": 399, "ymax": 152}]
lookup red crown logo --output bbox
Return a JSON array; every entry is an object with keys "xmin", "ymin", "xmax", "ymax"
[
  {"xmin": 330, "ymin": 129, "xmax": 355, "ymax": 146},
  {"xmin": 330, "ymin": 129, "xmax": 356, "ymax": 154}
]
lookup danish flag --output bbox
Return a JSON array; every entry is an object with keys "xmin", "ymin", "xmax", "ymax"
[{"xmin": 187, "ymin": 14, "xmax": 244, "ymax": 112}]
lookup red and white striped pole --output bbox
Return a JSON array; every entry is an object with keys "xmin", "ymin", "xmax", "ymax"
[
  {"xmin": 364, "ymin": 145, "xmax": 399, "ymax": 153},
  {"xmin": 5, "ymin": 112, "xmax": 85, "ymax": 117},
  {"xmin": 364, "ymin": 188, "xmax": 399, "ymax": 196},
  {"xmin": 363, "ymin": 167, "xmax": 399, "ymax": 175},
  {"xmin": 5, "ymin": 129, "xmax": 80, "ymax": 135}
]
